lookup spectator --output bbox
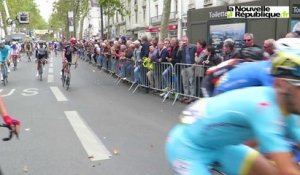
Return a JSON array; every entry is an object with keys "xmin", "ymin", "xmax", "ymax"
[
  {"xmin": 140, "ymin": 35, "xmax": 150, "ymax": 59},
  {"xmin": 146, "ymin": 45, "xmax": 159, "ymax": 89},
  {"xmin": 222, "ymin": 38, "xmax": 240, "ymax": 61},
  {"xmin": 121, "ymin": 43, "xmax": 134, "ymax": 80},
  {"xmin": 133, "ymin": 40, "xmax": 142, "ymax": 84},
  {"xmin": 195, "ymin": 40, "xmax": 206, "ymax": 58},
  {"xmin": 285, "ymin": 32, "xmax": 299, "ymax": 38},
  {"xmin": 263, "ymin": 39, "xmax": 276, "ymax": 60},
  {"xmin": 180, "ymin": 36, "xmax": 197, "ymax": 103},
  {"xmin": 110, "ymin": 41, "xmax": 120, "ymax": 74},
  {"xmin": 118, "ymin": 44, "xmax": 127, "ymax": 78},
  {"xmin": 199, "ymin": 46, "xmax": 222, "ymax": 68},
  {"xmin": 161, "ymin": 37, "xmax": 182, "ymax": 96},
  {"xmin": 243, "ymin": 33, "xmax": 261, "ymax": 48}
]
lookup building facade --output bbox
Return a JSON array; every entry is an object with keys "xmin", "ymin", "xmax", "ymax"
[{"xmin": 187, "ymin": 0, "xmax": 294, "ymax": 51}]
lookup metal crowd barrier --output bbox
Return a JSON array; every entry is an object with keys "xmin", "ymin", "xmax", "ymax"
[
  {"xmin": 130, "ymin": 62, "xmax": 174, "ymax": 97},
  {"xmin": 115, "ymin": 58, "xmax": 135, "ymax": 84},
  {"xmin": 171, "ymin": 63, "xmax": 206, "ymax": 105},
  {"xmin": 81, "ymin": 53, "xmax": 208, "ymax": 105}
]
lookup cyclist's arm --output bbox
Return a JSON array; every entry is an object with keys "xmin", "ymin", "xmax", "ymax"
[
  {"xmin": 252, "ymin": 105, "xmax": 300, "ymax": 174},
  {"xmin": 266, "ymin": 152, "xmax": 300, "ymax": 175},
  {"xmin": 0, "ymin": 97, "xmax": 8, "ymax": 116}
]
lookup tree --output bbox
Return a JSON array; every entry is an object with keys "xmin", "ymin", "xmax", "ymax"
[
  {"xmin": 49, "ymin": 0, "xmax": 89, "ymax": 39},
  {"xmin": 0, "ymin": 0, "xmax": 47, "ymax": 35},
  {"xmin": 98, "ymin": 0, "xmax": 129, "ymax": 39},
  {"xmin": 159, "ymin": 0, "xmax": 172, "ymax": 41}
]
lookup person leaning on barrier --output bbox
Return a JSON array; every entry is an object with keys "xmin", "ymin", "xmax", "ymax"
[
  {"xmin": 133, "ymin": 40, "xmax": 142, "ymax": 84},
  {"xmin": 146, "ymin": 45, "xmax": 159, "ymax": 90},
  {"xmin": 111, "ymin": 41, "xmax": 121, "ymax": 75},
  {"xmin": 141, "ymin": 35, "xmax": 150, "ymax": 59},
  {"xmin": 222, "ymin": 38, "xmax": 240, "ymax": 61},
  {"xmin": 179, "ymin": 36, "xmax": 197, "ymax": 103}
]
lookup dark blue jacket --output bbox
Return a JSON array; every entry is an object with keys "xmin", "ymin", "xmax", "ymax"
[{"xmin": 180, "ymin": 44, "xmax": 197, "ymax": 64}]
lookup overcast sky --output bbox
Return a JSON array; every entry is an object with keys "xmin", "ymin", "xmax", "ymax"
[{"xmin": 34, "ymin": 0, "xmax": 56, "ymax": 23}]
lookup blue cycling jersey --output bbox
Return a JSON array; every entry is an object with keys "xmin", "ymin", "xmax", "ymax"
[
  {"xmin": 166, "ymin": 86, "xmax": 300, "ymax": 174},
  {"xmin": 183, "ymin": 87, "xmax": 291, "ymax": 153},
  {"xmin": 0, "ymin": 45, "xmax": 11, "ymax": 62},
  {"xmin": 214, "ymin": 61, "xmax": 273, "ymax": 94}
]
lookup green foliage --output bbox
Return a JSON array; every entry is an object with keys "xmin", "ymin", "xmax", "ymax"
[
  {"xmin": 4, "ymin": 0, "xmax": 48, "ymax": 29},
  {"xmin": 98, "ymin": 0, "xmax": 129, "ymax": 17},
  {"xmin": 49, "ymin": 0, "xmax": 89, "ymax": 38}
]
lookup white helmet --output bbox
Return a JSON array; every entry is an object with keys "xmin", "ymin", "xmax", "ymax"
[{"xmin": 275, "ymin": 38, "xmax": 300, "ymax": 52}]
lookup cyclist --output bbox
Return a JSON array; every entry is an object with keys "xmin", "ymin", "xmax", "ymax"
[
  {"xmin": 201, "ymin": 47, "xmax": 265, "ymax": 97},
  {"xmin": 0, "ymin": 41, "xmax": 20, "ymax": 135},
  {"xmin": 61, "ymin": 37, "xmax": 77, "ymax": 77},
  {"xmin": 25, "ymin": 42, "xmax": 33, "ymax": 62},
  {"xmin": 213, "ymin": 38, "xmax": 295, "ymax": 96},
  {"xmin": 10, "ymin": 42, "xmax": 20, "ymax": 69},
  {"xmin": 35, "ymin": 41, "xmax": 48, "ymax": 76},
  {"xmin": 165, "ymin": 38, "xmax": 300, "ymax": 175},
  {"xmin": 0, "ymin": 40, "xmax": 11, "ymax": 79}
]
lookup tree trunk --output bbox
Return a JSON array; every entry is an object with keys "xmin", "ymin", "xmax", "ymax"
[
  {"xmin": 0, "ymin": 4, "xmax": 8, "ymax": 36},
  {"xmin": 159, "ymin": 0, "xmax": 171, "ymax": 42},
  {"xmin": 79, "ymin": 11, "xmax": 88, "ymax": 39},
  {"xmin": 107, "ymin": 16, "xmax": 110, "ymax": 39}
]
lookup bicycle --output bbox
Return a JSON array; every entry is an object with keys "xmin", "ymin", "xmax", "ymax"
[
  {"xmin": 37, "ymin": 58, "xmax": 46, "ymax": 81},
  {"xmin": 0, "ymin": 62, "xmax": 8, "ymax": 86},
  {"xmin": 11, "ymin": 55, "xmax": 18, "ymax": 71},
  {"xmin": 26, "ymin": 50, "xmax": 32, "ymax": 62},
  {"xmin": 0, "ymin": 122, "xmax": 19, "ymax": 141},
  {"xmin": 62, "ymin": 61, "xmax": 77, "ymax": 90}
]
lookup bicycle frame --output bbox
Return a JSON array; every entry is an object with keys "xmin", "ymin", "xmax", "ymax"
[
  {"xmin": 11, "ymin": 55, "xmax": 17, "ymax": 71},
  {"xmin": 37, "ymin": 59, "xmax": 44, "ymax": 81},
  {"xmin": 62, "ymin": 62, "xmax": 77, "ymax": 90}
]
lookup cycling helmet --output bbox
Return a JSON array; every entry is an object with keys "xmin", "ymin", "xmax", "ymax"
[
  {"xmin": 271, "ymin": 38, "xmax": 300, "ymax": 80},
  {"xmin": 240, "ymin": 47, "xmax": 264, "ymax": 61},
  {"xmin": 275, "ymin": 38, "xmax": 300, "ymax": 51},
  {"xmin": 69, "ymin": 37, "xmax": 77, "ymax": 44}
]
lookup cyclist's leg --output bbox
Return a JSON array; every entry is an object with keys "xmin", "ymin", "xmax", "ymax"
[{"xmin": 217, "ymin": 144, "xmax": 277, "ymax": 175}]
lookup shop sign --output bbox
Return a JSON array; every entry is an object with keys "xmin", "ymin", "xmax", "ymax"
[
  {"xmin": 292, "ymin": 5, "xmax": 300, "ymax": 14},
  {"xmin": 209, "ymin": 11, "xmax": 227, "ymax": 19}
]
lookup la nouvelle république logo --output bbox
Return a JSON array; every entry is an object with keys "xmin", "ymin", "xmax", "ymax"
[{"xmin": 227, "ymin": 6, "xmax": 289, "ymax": 18}]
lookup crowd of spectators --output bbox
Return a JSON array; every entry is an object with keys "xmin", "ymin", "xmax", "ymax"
[{"xmin": 61, "ymin": 32, "xmax": 289, "ymax": 104}]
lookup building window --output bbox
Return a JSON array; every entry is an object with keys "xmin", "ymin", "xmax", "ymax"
[
  {"xmin": 169, "ymin": 30, "xmax": 177, "ymax": 38},
  {"xmin": 155, "ymin": 4, "xmax": 158, "ymax": 17}
]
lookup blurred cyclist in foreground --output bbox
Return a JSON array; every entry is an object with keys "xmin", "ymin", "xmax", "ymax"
[{"xmin": 165, "ymin": 38, "xmax": 300, "ymax": 175}]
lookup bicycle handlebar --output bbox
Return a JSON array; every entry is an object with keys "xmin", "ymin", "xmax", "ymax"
[{"xmin": 0, "ymin": 123, "xmax": 18, "ymax": 141}]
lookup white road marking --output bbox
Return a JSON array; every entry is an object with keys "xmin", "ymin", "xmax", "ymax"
[
  {"xmin": 50, "ymin": 86, "xmax": 67, "ymax": 101},
  {"xmin": 0, "ymin": 89, "xmax": 16, "ymax": 97},
  {"xmin": 48, "ymin": 74, "xmax": 54, "ymax": 83},
  {"xmin": 49, "ymin": 63, "xmax": 54, "ymax": 67},
  {"xmin": 48, "ymin": 68, "xmax": 54, "ymax": 73},
  {"xmin": 65, "ymin": 111, "xmax": 111, "ymax": 161},
  {"xmin": 21, "ymin": 88, "xmax": 39, "ymax": 96}
]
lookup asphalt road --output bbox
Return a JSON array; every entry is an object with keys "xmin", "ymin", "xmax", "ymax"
[{"xmin": 0, "ymin": 52, "xmax": 186, "ymax": 175}]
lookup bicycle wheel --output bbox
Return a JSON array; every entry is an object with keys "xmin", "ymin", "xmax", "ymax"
[
  {"xmin": 13, "ymin": 58, "xmax": 17, "ymax": 71},
  {"xmin": 38, "ymin": 63, "xmax": 43, "ymax": 81},
  {"xmin": 66, "ymin": 76, "xmax": 70, "ymax": 90}
]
